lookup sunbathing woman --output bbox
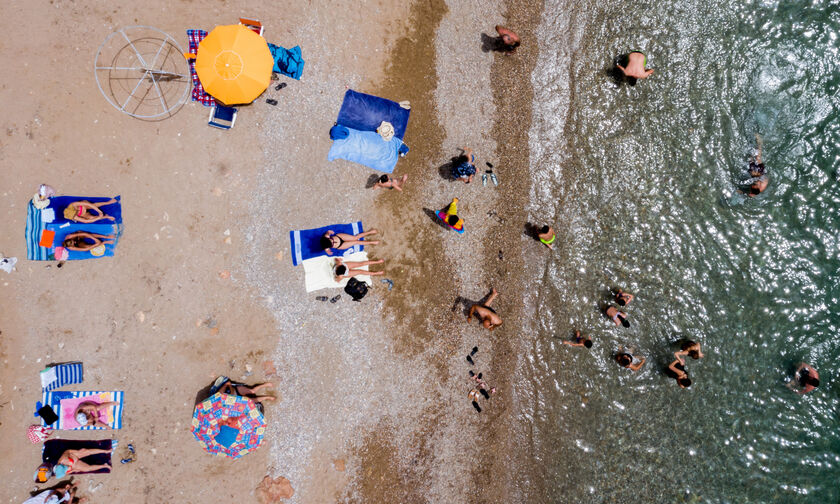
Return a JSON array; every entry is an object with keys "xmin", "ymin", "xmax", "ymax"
[
  {"xmin": 50, "ymin": 447, "xmax": 112, "ymax": 478},
  {"xmin": 219, "ymin": 381, "xmax": 276, "ymax": 405},
  {"xmin": 333, "ymin": 257, "xmax": 385, "ymax": 280},
  {"xmin": 62, "ymin": 232, "xmax": 115, "ymax": 252},
  {"xmin": 321, "ymin": 229, "xmax": 379, "ymax": 256},
  {"xmin": 73, "ymin": 400, "xmax": 119, "ymax": 429},
  {"xmin": 62, "ymin": 199, "xmax": 117, "ymax": 223}
]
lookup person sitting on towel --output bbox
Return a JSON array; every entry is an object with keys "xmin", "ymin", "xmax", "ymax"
[
  {"xmin": 73, "ymin": 400, "xmax": 119, "ymax": 429},
  {"xmin": 320, "ymin": 229, "xmax": 380, "ymax": 256},
  {"xmin": 62, "ymin": 232, "xmax": 115, "ymax": 252},
  {"xmin": 333, "ymin": 257, "xmax": 385, "ymax": 280},
  {"xmin": 49, "ymin": 447, "xmax": 113, "ymax": 478},
  {"xmin": 62, "ymin": 199, "xmax": 117, "ymax": 223}
]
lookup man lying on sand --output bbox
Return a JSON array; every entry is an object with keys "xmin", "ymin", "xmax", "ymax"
[{"xmin": 467, "ymin": 288, "xmax": 503, "ymax": 331}]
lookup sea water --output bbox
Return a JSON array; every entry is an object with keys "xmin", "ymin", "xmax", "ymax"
[{"xmin": 517, "ymin": 0, "xmax": 840, "ymax": 501}]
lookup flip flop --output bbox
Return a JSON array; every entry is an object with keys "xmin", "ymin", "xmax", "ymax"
[
  {"xmin": 482, "ymin": 173, "xmax": 487, "ymax": 186},
  {"xmin": 330, "ymin": 295, "xmax": 341, "ymax": 303},
  {"xmin": 490, "ymin": 172, "xmax": 499, "ymax": 186}
]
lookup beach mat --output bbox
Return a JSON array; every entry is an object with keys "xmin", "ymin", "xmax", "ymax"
[
  {"xmin": 303, "ymin": 251, "xmax": 372, "ymax": 292},
  {"xmin": 289, "ymin": 221, "xmax": 364, "ymax": 266},
  {"xmin": 267, "ymin": 43, "xmax": 304, "ymax": 79},
  {"xmin": 187, "ymin": 29, "xmax": 215, "ymax": 107},
  {"xmin": 38, "ymin": 391, "xmax": 124, "ymax": 430},
  {"xmin": 42, "ymin": 439, "xmax": 113, "ymax": 473},
  {"xmin": 327, "ymin": 126, "xmax": 405, "ymax": 173},
  {"xmin": 41, "ymin": 363, "xmax": 84, "ymax": 392},
  {"xmin": 26, "ymin": 196, "xmax": 123, "ymax": 261}
]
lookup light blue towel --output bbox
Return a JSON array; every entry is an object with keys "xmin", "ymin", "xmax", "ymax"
[{"xmin": 327, "ymin": 127, "xmax": 405, "ymax": 173}]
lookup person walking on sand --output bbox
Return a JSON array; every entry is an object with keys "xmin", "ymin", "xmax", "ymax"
[
  {"xmin": 62, "ymin": 199, "xmax": 118, "ymax": 223},
  {"xmin": 616, "ymin": 351, "xmax": 645, "ymax": 371},
  {"xmin": 321, "ymin": 229, "xmax": 380, "ymax": 256},
  {"xmin": 787, "ymin": 362, "xmax": 819, "ymax": 394},
  {"xmin": 333, "ymin": 257, "xmax": 385, "ymax": 280},
  {"xmin": 538, "ymin": 225, "xmax": 556, "ymax": 250},
  {"xmin": 615, "ymin": 288, "xmax": 634, "ymax": 306},
  {"xmin": 605, "ymin": 305, "xmax": 630, "ymax": 328},
  {"xmin": 373, "ymin": 174, "xmax": 408, "ymax": 191},
  {"xmin": 564, "ymin": 330, "xmax": 593, "ymax": 349},
  {"xmin": 467, "ymin": 288, "xmax": 503, "ymax": 331},
  {"xmin": 616, "ymin": 51, "xmax": 654, "ymax": 81},
  {"xmin": 495, "ymin": 25, "xmax": 521, "ymax": 52}
]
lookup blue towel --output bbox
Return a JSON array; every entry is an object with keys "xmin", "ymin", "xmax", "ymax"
[
  {"xmin": 336, "ymin": 90, "xmax": 410, "ymax": 139},
  {"xmin": 26, "ymin": 196, "xmax": 123, "ymax": 261},
  {"xmin": 289, "ymin": 222, "xmax": 365, "ymax": 266},
  {"xmin": 267, "ymin": 43, "xmax": 304, "ymax": 80},
  {"xmin": 327, "ymin": 127, "xmax": 405, "ymax": 173},
  {"xmin": 41, "ymin": 363, "xmax": 84, "ymax": 392}
]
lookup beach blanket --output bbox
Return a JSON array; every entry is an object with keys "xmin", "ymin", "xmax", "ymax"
[
  {"xmin": 42, "ymin": 439, "xmax": 114, "ymax": 474},
  {"xmin": 303, "ymin": 251, "xmax": 372, "ymax": 292},
  {"xmin": 267, "ymin": 43, "xmax": 304, "ymax": 80},
  {"xmin": 327, "ymin": 126, "xmax": 407, "ymax": 173},
  {"xmin": 38, "ymin": 391, "xmax": 124, "ymax": 430},
  {"xmin": 289, "ymin": 221, "xmax": 365, "ymax": 266},
  {"xmin": 336, "ymin": 90, "xmax": 410, "ymax": 140},
  {"xmin": 40, "ymin": 363, "xmax": 83, "ymax": 392},
  {"xmin": 26, "ymin": 196, "xmax": 123, "ymax": 261},
  {"xmin": 187, "ymin": 29, "xmax": 215, "ymax": 107}
]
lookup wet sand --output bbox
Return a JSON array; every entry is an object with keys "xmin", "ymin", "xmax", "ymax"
[{"xmin": 0, "ymin": 0, "xmax": 543, "ymax": 502}]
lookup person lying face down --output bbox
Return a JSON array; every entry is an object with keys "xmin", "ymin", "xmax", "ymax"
[
  {"xmin": 332, "ymin": 257, "xmax": 385, "ymax": 280},
  {"xmin": 467, "ymin": 288, "xmax": 503, "ymax": 331},
  {"xmin": 320, "ymin": 229, "xmax": 380, "ymax": 256}
]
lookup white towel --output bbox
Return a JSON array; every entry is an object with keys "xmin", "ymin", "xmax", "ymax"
[{"xmin": 303, "ymin": 251, "xmax": 372, "ymax": 293}]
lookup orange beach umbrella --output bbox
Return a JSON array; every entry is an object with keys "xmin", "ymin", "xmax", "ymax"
[{"xmin": 195, "ymin": 24, "xmax": 273, "ymax": 105}]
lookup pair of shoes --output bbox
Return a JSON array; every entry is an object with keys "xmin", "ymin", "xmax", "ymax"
[{"xmin": 330, "ymin": 295, "xmax": 341, "ymax": 303}]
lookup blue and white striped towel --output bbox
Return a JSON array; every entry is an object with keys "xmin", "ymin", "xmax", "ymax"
[{"xmin": 40, "ymin": 363, "xmax": 84, "ymax": 391}]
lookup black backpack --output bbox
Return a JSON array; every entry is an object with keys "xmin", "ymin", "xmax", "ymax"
[{"xmin": 344, "ymin": 278, "xmax": 369, "ymax": 301}]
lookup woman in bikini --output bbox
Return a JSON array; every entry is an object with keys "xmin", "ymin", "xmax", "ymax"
[
  {"xmin": 321, "ymin": 229, "xmax": 379, "ymax": 256},
  {"xmin": 667, "ymin": 358, "xmax": 692, "ymax": 388},
  {"xmin": 616, "ymin": 352, "xmax": 645, "ymax": 371},
  {"xmin": 333, "ymin": 257, "xmax": 385, "ymax": 280},
  {"xmin": 50, "ymin": 447, "xmax": 113, "ymax": 478},
  {"xmin": 615, "ymin": 288, "xmax": 635, "ymax": 306},
  {"xmin": 674, "ymin": 340, "xmax": 704, "ymax": 361},
  {"xmin": 73, "ymin": 400, "xmax": 119, "ymax": 429},
  {"xmin": 373, "ymin": 174, "xmax": 408, "ymax": 191},
  {"xmin": 62, "ymin": 232, "xmax": 115, "ymax": 252},
  {"xmin": 62, "ymin": 199, "xmax": 117, "ymax": 223},
  {"xmin": 605, "ymin": 305, "xmax": 630, "ymax": 327}
]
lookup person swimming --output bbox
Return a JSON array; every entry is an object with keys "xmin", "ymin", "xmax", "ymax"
[
  {"xmin": 616, "ymin": 352, "xmax": 645, "ymax": 371},
  {"xmin": 605, "ymin": 305, "xmax": 630, "ymax": 328},
  {"xmin": 744, "ymin": 133, "xmax": 769, "ymax": 197},
  {"xmin": 667, "ymin": 359, "xmax": 692, "ymax": 388},
  {"xmin": 674, "ymin": 340, "xmax": 704, "ymax": 361},
  {"xmin": 616, "ymin": 51, "xmax": 654, "ymax": 85}
]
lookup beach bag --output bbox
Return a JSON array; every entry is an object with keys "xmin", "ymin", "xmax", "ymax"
[{"xmin": 344, "ymin": 278, "xmax": 368, "ymax": 302}]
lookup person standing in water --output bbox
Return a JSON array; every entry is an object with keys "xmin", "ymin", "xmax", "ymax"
[
  {"xmin": 564, "ymin": 330, "xmax": 593, "ymax": 349},
  {"xmin": 605, "ymin": 305, "xmax": 630, "ymax": 328},
  {"xmin": 616, "ymin": 52, "xmax": 654, "ymax": 81},
  {"xmin": 787, "ymin": 362, "xmax": 819, "ymax": 394},
  {"xmin": 614, "ymin": 288, "xmax": 635, "ymax": 307},
  {"xmin": 616, "ymin": 351, "xmax": 645, "ymax": 371}
]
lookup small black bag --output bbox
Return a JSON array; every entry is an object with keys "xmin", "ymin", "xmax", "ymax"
[{"xmin": 344, "ymin": 278, "xmax": 369, "ymax": 302}]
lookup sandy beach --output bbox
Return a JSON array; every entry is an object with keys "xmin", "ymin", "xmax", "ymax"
[{"xmin": 0, "ymin": 1, "xmax": 543, "ymax": 502}]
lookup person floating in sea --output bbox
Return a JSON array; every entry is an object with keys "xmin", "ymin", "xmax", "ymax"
[
  {"xmin": 614, "ymin": 288, "xmax": 634, "ymax": 307},
  {"xmin": 605, "ymin": 305, "xmax": 630, "ymax": 328},
  {"xmin": 563, "ymin": 330, "xmax": 592, "ymax": 349},
  {"xmin": 787, "ymin": 362, "xmax": 819, "ymax": 394},
  {"xmin": 743, "ymin": 134, "xmax": 768, "ymax": 197},
  {"xmin": 674, "ymin": 340, "xmax": 704, "ymax": 361},
  {"xmin": 666, "ymin": 358, "xmax": 692, "ymax": 388},
  {"xmin": 467, "ymin": 287, "xmax": 503, "ymax": 331},
  {"xmin": 616, "ymin": 351, "xmax": 645, "ymax": 371},
  {"xmin": 537, "ymin": 225, "xmax": 556, "ymax": 250},
  {"xmin": 373, "ymin": 174, "xmax": 408, "ymax": 192},
  {"xmin": 495, "ymin": 25, "xmax": 521, "ymax": 52},
  {"xmin": 616, "ymin": 51, "xmax": 654, "ymax": 83}
]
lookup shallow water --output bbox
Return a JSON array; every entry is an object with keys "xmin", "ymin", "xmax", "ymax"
[{"xmin": 518, "ymin": 0, "xmax": 840, "ymax": 501}]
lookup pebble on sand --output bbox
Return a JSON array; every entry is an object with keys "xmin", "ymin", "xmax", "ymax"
[
  {"xmin": 256, "ymin": 475, "xmax": 295, "ymax": 502},
  {"xmin": 333, "ymin": 459, "xmax": 346, "ymax": 472}
]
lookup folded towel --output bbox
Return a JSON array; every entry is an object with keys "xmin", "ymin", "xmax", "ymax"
[
  {"xmin": 41, "ymin": 208, "xmax": 55, "ymax": 223},
  {"xmin": 289, "ymin": 221, "xmax": 364, "ymax": 266},
  {"xmin": 303, "ymin": 251, "xmax": 372, "ymax": 292},
  {"xmin": 187, "ymin": 29, "xmax": 215, "ymax": 107},
  {"xmin": 42, "ymin": 439, "xmax": 114, "ymax": 474},
  {"xmin": 40, "ymin": 391, "xmax": 124, "ymax": 430},
  {"xmin": 267, "ymin": 43, "xmax": 304, "ymax": 79},
  {"xmin": 40, "ymin": 363, "xmax": 83, "ymax": 392}
]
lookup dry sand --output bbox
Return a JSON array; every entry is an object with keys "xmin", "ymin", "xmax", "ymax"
[{"xmin": 0, "ymin": 0, "xmax": 543, "ymax": 502}]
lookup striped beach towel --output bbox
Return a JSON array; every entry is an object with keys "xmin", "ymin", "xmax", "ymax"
[
  {"xmin": 187, "ymin": 29, "xmax": 215, "ymax": 107},
  {"xmin": 40, "ymin": 363, "xmax": 83, "ymax": 391},
  {"xmin": 25, "ymin": 201, "xmax": 48, "ymax": 260},
  {"xmin": 39, "ymin": 391, "xmax": 124, "ymax": 430}
]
